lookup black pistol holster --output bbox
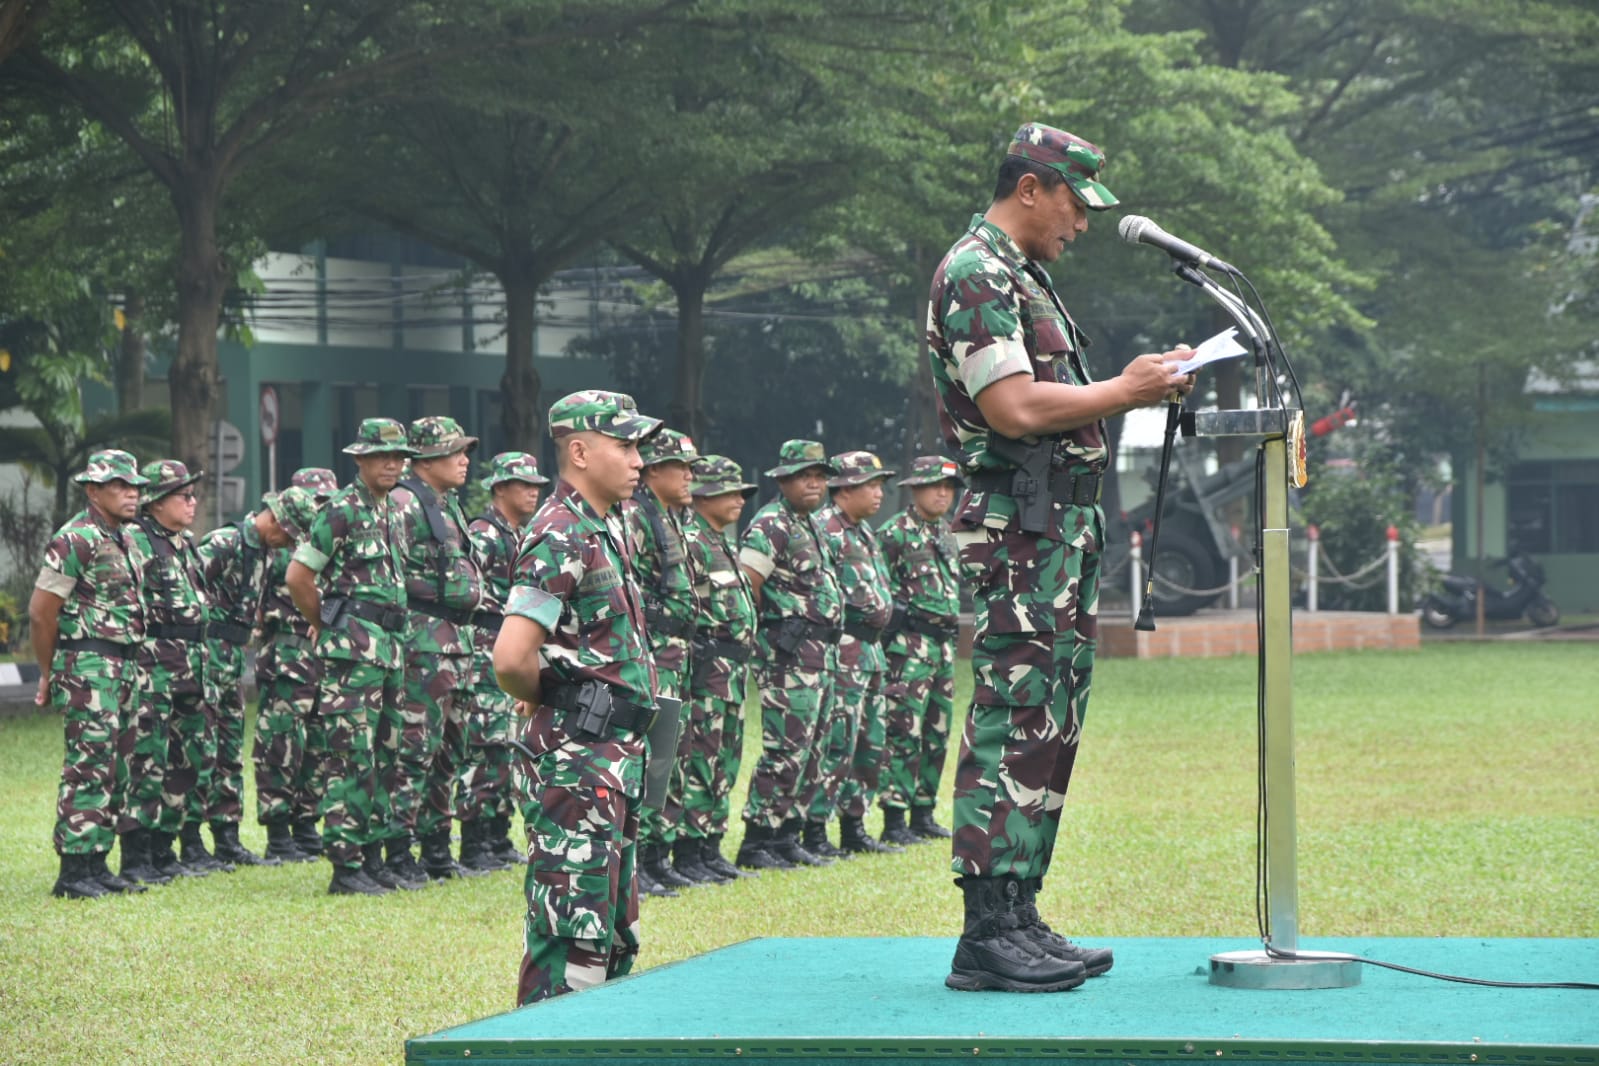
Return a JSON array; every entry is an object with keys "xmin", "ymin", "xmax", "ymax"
[
  {"xmin": 319, "ymin": 596, "xmax": 349, "ymax": 627},
  {"xmin": 984, "ymin": 434, "xmax": 1055, "ymax": 535},
  {"xmin": 569, "ymin": 680, "xmax": 617, "ymax": 740}
]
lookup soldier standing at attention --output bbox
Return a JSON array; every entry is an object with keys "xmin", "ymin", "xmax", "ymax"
[
  {"xmin": 30, "ymin": 450, "xmax": 148, "ymax": 899},
  {"xmin": 624, "ymin": 428, "xmax": 703, "ymax": 893},
  {"xmin": 809, "ymin": 450, "xmax": 898, "ymax": 858},
  {"xmin": 126, "ymin": 460, "xmax": 228, "ymax": 880},
  {"xmin": 390, "ymin": 416, "xmax": 490, "ymax": 885},
  {"xmin": 927, "ymin": 122, "xmax": 1193, "ymax": 991},
  {"xmin": 734, "ymin": 440, "xmax": 843, "ymax": 871},
  {"xmin": 462, "ymin": 452, "xmax": 549, "ymax": 868},
  {"xmin": 286, "ymin": 419, "xmax": 415, "ymax": 896},
  {"xmin": 196, "ymin": 488, "xmax": 299, "ymax": 867},
  {"xmin": 680, "ymin": 456, "xmax": 759, "ymax": 882},
  {"xmin": 492, "ymin": 390, "xmax": 662, "ymax": 1005},
  {"xmin": 877, "ymin": 456, "xmax": 964, "ymax": 848}
]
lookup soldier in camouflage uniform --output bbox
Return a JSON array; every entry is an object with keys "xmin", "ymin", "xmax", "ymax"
[
  {"xmin": 680, "ymin": 456, "xmax": 759, "ymax": 881},
  {"xmin": 286, "ymin": 419, "xmax": 416, "ymax": 896},
  {"xmin": 491, "ymin": 390, "xmax": 662, "ymax": 1005},
  {"xmin": 877, "ymin": 456, "xmax": 964, "ymax": 848},
  {"xmin": 195, "ymin": 488, "xmax": 298, "ymax": 867},
  {"xmin": 735, "ymin": 440, "xmax": 844, "ymax": 870},
  {"xmin": 388, "ymin": 416, "xmax": 492, "ymax": 885},
  {"xmin": 808, "ymin": 450, "xmax": 899, "ymax": 858},
  {"xmin": 462, "ymin": 452, "xmax": 548, "ymax": 867},
  {"xmin": 624, "ymin": 428, "xmax": 705, "ymax": 893},
  {"xmin": 254, "ymin": 470, "xmax": 337, "ymax": 861},
  {"xmin": 30, "ymin": 450, "xmax": 149, "ymax": 899},
  {"xmin": 125, "ymin": 460, "xmax": 230, "ymax": 880},
  {"xmin": 928, "ymin": 122, "xmax": 1193, "ymax": 991}
]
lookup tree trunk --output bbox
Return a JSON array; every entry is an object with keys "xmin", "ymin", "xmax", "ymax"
[
  {"xmin": 669, "ymin": 276, "xmax": 708, "ymax": 443},
  {"xmin": 169, "ymin": 179, "xmax": 227, "ymax": 528},
  {"xmin": 116, "ymin": 287, "xmax": 146, "ymax": 414},
  {"xmin": 500, "ymin": 271, "xmax": 542, "ymax": 451}
]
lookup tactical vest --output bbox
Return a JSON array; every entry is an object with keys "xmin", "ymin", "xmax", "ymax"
[
  {"xmin": 217, "ymin": 519, "xmax": 262, "ymax": 627},
  {"xmin": 400, "ymin": 475, "xmax": 461, "ymax": 604},
  {"xmin": 631, "ymin": 488, "xmax": 685, "ymax": 605},
  {"xmin": 137, "ymin": 515, "xmax": 201, "ymax": 627}
]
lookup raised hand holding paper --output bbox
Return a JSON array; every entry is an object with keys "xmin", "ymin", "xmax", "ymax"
[{"xmin": 1176, "ymin": 328, "xmax": 1248, "ymax": 375}]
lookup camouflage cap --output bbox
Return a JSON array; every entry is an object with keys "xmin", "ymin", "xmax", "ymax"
[
  {"xmin": 342, "ymin": 417, "xmax": 417, "ymax": 456},
  {"xmin": 764, "ymin": 439, "xmax": 835, "ymax": 479},
  {"xmin": 691, "ymin": 454, "xmax": 757, "ymax": 498},
  {"xmin": 827, "ymin": 450, "xmax": 895, "ymax": 488},
  {"xmin": 1008, "ymin": 123, "xmax": 1118, "ymax": 211},
  {"xmin": 409, "ymin": 415, "xmax": 479, "ymax": 460},
  {"xmin": 139, "ymin": 459, "xmax": 203, "ymax": 504},
  {"xmin": 266, "ymin": 485, "xmax": 319, "ymax": 540},
  {"xmin": 897, "ymin": 455, "xmax": 966, "ymax": 487},
  {"xmin": 291, "ymin": 467, "xmax": 339, "ymax": 499},
  {"xmin": 547, "ymin": 390, "xmax": 662, "ymax": 442},
  {"xmin": 481, "ymin": 450, "xmax": 550, "ymax": 490},
  {"xmin": 639, "ymin": 427, "xmax": 699, "ymax": 468},
  {"xmin": 73, "ymin": 448, "xmax": 148, "ymax": 486}
]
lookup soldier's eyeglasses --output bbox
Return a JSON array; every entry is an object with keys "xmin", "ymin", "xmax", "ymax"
[{"xmin": 176, "ymin": 492, "xmax": 198, "ymax": 501}]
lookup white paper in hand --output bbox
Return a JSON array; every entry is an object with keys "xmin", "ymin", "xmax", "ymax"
[{"xmin": 1175, "ymin": 328, "xmax": 1248, "ymax": 375}]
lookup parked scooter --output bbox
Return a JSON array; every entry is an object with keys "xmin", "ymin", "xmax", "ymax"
[{"xmin": 1420, "ymin": 550, "xmax": 1559, "ymax": 629}]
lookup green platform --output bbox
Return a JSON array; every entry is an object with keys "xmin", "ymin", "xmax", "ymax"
[{"xmin": 407, "ymin": 937, "xmax": 1599, "ymax": 1065}]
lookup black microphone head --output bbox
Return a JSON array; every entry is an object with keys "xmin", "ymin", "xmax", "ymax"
[{"xmin": 1118, "ymin": 214, "xmax": 1153, "ymax": 243}]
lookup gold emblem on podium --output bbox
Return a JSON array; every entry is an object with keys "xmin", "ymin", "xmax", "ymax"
[{"xmin": 1287, "ymin": 410, "xmax": 1308, "ymax": 488}]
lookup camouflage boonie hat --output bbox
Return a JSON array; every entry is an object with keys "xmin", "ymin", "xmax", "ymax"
[
  {"xmin": 139, "ymin": 459, "xmax": 203, "ymax": 503},
  {"xmin": 897, "ymin": 455, "xmax": 966, "ymax": 487},
  {"xmin": 409, "ymin": 415, "xmax": 479, "ymax": 460},
  {"xmin": 291, "ymin": 467, "xmax": 338, "ymax": 498},
  {"xmin": 480, "ymin": 451, "xmax": 550, "ymax": 490},
  {"xmin": 1008, "ymin": 123, "xmax": 1118, "ymax": 211},
  {"xmin": 691, "ymin": 454, "xmax": 757, "ymax": 498},
  {"xmin": 547, "ymin": 390, "xmax": 662, "ymax": 442},
  {"xmin": 73, "ymin": 448, "xmax": 148, "ymax": 486},
  {"xmin": 639, "ymin": 427, "xmax": 699, "ymax": 467},
  {"xmin": 764, "ymin": 439, "xmax": 834, "ymax": 479},
  {"xmin": 342, "ymin": 417, "xmax": 416, "ymax": 456},
  {"xmin": 266, "ymin": 485, "xmax": 318, "ymax": 540},
  {"xmin": 827, "ymin": 450, "xmax": 895, "ymax": 488}
]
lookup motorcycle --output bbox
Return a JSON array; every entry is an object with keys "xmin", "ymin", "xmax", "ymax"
[{"xmin": 1420, "ymin": 550, "xmax": 1559, "ymax": 629}]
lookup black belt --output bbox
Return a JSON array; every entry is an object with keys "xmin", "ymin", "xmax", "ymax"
[
  {"xmin": 645, "ymin": 606, "xmax": 696, "ymax": 640},
  {"xmin": 472, "ymin": 610, "xmax": 503, "ymax": 634},
  {"xmin": 844, "ymin": 619, "xmax": 887, "ymax": 644},
  {"xmin": 540, "ymin": 680, "xmax": 658, "ymax": 736},
  {"xmin": 904, "ymin": 611, "xmax": 959, "ymax": 640},
  {"xmin": 759, "ymin": 620, "xmax": 842, "ymax": 643},
  {"xmin": 148, "ymin": 622, "xmax": 207, "ymax": 642},
  {"xmin": 56, "ymin": 637, "xmax": 135, "ymax": 659},
  {"xmin": 408, "ymin": 599, "xmax": 476, "ymax": 626},
  {"xmin": 694, "ymin": 633, "xmax": 752, "ymax": 664},
  {"xmin": 209, "ymin": 621, "xmax": 253, "ymax": 645},
  {"xmin": 343, "ymin": 598, "xmax": 408, "ymax": 630},
  {"xmin": 968, "ymin": 467, "xmax": 1103, "ymax": 507}
]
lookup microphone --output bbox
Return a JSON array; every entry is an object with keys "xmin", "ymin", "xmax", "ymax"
[{"xmin": 1118, "ymin": 215, "xmax": 1238, "ymax": 275}]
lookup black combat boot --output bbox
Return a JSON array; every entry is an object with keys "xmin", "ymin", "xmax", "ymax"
[
  {"xmin": 150, "ymin": 830, "xmax": 201, "ymax": 878},
  {"xmin": 673, "ymin": 837, "xmax": 728, "ymax": 884},
  {"xmin": 802, "ymin": 819, "xmax": 847, "ymax": 859},
  {"xmin": 459, "ymin": 820, "xmax": 512, "ymax": 873},
  {"xmin": 51, "ymin": 853, "xmax": 109, "ymax": 899},
  {"xmin": 263, "ymin": 822, "xmax": 307, "ymax": 863},
  {"xmin": 384, "ymin": 836, "xmax": 431, "ymax": 890},
  {"xmin": 910, "ymin": 806, "xmax": 953, "ymax": 839},
  {"xmin": 490, "ymin": 813, "xmax": 525, "ymax": 865},
  {"xmin": 363, "ymin": 841, "xmax": 410, "ymax": 890},
  {"xmin": 735, "ymin": 822, "xmax": 793, "ymax": 870},
  {"xmin": 945, "ymin": 876, "xmax": 1087, "ymax": 993},
  {"xmin": 180, "ymin": 822, "xmax": 233, "ymax": 873},
  {"xmin": 840, "ymin": 815, "xmax": 901, "ymax": 855},
  {"xmin": 213, "ymin": 821, "xmax": 276, "ymax": 866},
  {"xmin": 420, "ymin": 827, "xmax": 487, "ymax": 880},
  {"xmin": 769, "ymin": 819, "xmax": 831, "ymax": 867},
  {"xmin": 1015, "ymin": 878, "xmax": 1114, "ymax": 976},
  {"xmin": 89, "ymin": 850, "xmax": 146, "ymax": 894},
  {"xmin": 703, "ymin": 834, "xmax": 755, "ymax": 878},
  {"xmin": 119, "ymin": 828, "xmax": 173, "ymax": 886},
  {"xmin": 635, "ymin": 859, "xmax": 677, "ymax": 898},
  {"xmin": 291, "ymin": 818, "xmax": 324, "ymax": 857},
  {"xmin": 880, "ymin": 806, "xmax": 923, "ymax": 847},
  {"xmin": 645, "ymin": 842, "xmax": 696, "ymax": 888},
  {"xmin": 328, "ymin": 861, "xmax": 391, "ymax": 896}
]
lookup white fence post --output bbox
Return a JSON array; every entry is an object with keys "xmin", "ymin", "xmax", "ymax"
[
  {"xmin": 1386, "ymin": 524, "xmax": 1400, "ymax": 615},
  {"xmin": 1307, "ymin": 524, "xmax": 1319, "ymax": 612},
  {"xmin": 1130, "ymin": 529, "xmax": 1143, "ymax": 614}
]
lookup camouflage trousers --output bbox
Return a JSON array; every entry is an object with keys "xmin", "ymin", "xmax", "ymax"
[
  {"xmin": 879, "ymin": 632, "xmax": 956, "ymax": 812},
  {"xmin": 125, "ymin": 650, "xmax": 212, "ymax": 835},
  {"xmin": 517, "ymin": 755, "xmax": 641, "ymax": 1005},
  {"xmin": 639, "ymin": 661, "xmax": 689, "ymax": 847},
  {"xmin": 253, "ymin": 635, "xmax": 326, "ymax": 826},
  {"xmin": 949, "ymin": 523, "xmax": 1100, "ymax": 882},
  {"xmin": 383, "ymin": 649, "xmax": 472, "ymax": 842},
  {"xmin": 455, "ymin": 653, "xmax": 522, "ymax": 824},
  {"xmin": 52, "ymin": 648, "xmax": 137, "ymax": 855},
  {"xmin": 192, "ymin": 641, "xmax": 247, "ymax": 826},
  {"xmin": 678, "ymin": 659, "xmax": 750, "ymax": 840},
  {"xmin": 834, "ymin": 667, "xmax": 889, "ymax": 820},
  {"xmin": 316, "ymin": 659, "xmax": 401, "ymax": 869},
  {"xmin": 799, "ymin": 655, "xmax": 876, "ymax": 822},
  {"xmin": 742, "ymin": 658, "xmax": 834, "ymax": 831}
]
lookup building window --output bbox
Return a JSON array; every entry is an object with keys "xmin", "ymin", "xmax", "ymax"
[{"xmin": 1507, "ymin": 461, "xmax": 1599, "ymax": 554}]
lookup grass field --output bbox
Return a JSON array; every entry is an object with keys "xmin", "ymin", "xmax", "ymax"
[{"xmin": 1, "ymin": 643, "xmax": 1594, "ymax": 1065}]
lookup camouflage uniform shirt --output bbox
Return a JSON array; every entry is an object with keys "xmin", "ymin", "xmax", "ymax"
[
  {"xmin": 878, "ymin": 506, "xmax": 961, "ymax": 653},
  {"xmin": 35, "ymin": 508, "xmax": 147, "ymax": 645},
  {"xmin": 197, "ymin": 518, "xmax": 271, "ymax": 640},
  {"xmin": 393, "ymin": 477, "xmax": 483, "ymax": 657},
  {"xmin": 818, "ymin": 503, "xmax": 893, "ymax": 673},
  {"xmin": 623, "ymin": 491, "xmax": 699, "ymax": 674},
  {"xmin": 738, "ymin": 497, "xmax": 843, "ymax": 672},
  {"xmin": 683, "ymin": 509, "xmax": 758, "ymax": 701},
  {"xmin": 129, "ymin": 516, "xmax": 210, "ymax": 683},
  {"xmin": 291, "ymin": 479, "xmax": 408, "ymax": 670},
  {"xmin": 467, "ymin": 508, "xmax": 520, "ymax": 657}
]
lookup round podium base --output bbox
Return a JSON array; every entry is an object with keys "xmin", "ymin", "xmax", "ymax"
[{"xmin": 1209, "ymin": 949, "xmax": 1363, "ymax": 989}]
